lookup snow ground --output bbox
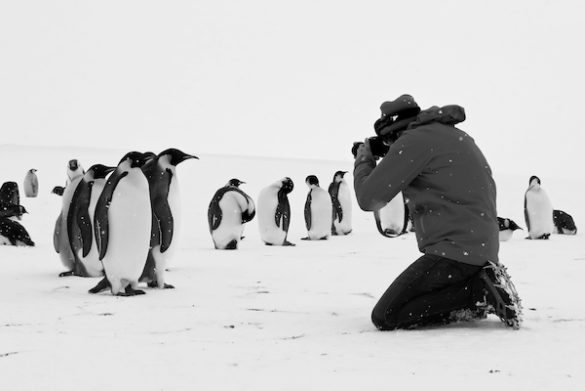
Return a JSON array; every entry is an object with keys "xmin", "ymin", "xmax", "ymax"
[{"xmin": 1, "ymin": 145, "xmax": 584, "ymax": 390}]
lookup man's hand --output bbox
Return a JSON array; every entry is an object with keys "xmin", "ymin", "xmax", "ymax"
[{"xmin": 356, "ymin": 138, "xmax": 375, "ymax": 163}]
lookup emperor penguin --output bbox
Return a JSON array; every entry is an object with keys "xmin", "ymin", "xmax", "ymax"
[
  {"xmin": 208, "ymin": 178, "xmax": 256, "ymax": 250},
  {"xmin": 67, "ymin": 164, "xmax": 116, "ymax": 278},
  {"xmin": 524, "ymin": 175, "xmax": 554, "ymax": 240},
  {"xmin": 92, "ymin": 151, "xmax": 152, "ymax": 296},
  {"xmin": 257, "ymin": 177, "xmax": 295, "ymax": 246},
  {"xmin": 328, "ymin": 170, "xmax": 352, "ymax": 235},
  {"xmin": 0, "ymin": 217, "xmax": 35, "ymax": 246},
  {"xmin": 23, "ymin": 169, "xmax": 39, "ymax": 198},
  {"xmin": 374, "ymin": 192, "xmax": 409, "ymax": 238},
  {"xmin": 303, "ymin": 175, "xmax": 333, "ymax": 240},
  {"xmin": 54, "ymin": 160, "xmax": 86, "ymax": 277},
  {"xmin": 553, "ymin": 209, "xmax": 577, "ymax": 235},
  {"xmin": 497, "ymin": 217, "xmax": 523, "ymax": 241},
  {"xmin": 139, "ymin": 148, "xmax": 198, "ymax": 289}
]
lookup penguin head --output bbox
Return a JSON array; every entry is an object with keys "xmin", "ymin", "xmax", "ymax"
[
  {"xmin": 68, "ymin": 159, "xmax": 80, "ymax": 171},
  {"xmin": 281, "ymin": 177, "xmax": 294, "ymax": 193},
  {"xmin": 87, "ymin": 164, "xmax": 116, "ymax": 180},
  {"xmin": 158, "ymin": 148, "xmax": 199, "ymax": 166},
  {"xmin": 528, "ymin": 175, "xmax": 541, "ymax": 187},
  {"xmin": 29, "ymin": 168, "xmax": 37, "ymax": 174},
  {"xmin": 227, "ymin": 178, "xmax": 245, "ymax": 187},
  {"xmin": 333, "ymin": 171, "xmax": 348, "ymax": 182},
  {"xmin": 120, "ymin": 151, "xmax": 150, "ymax": 168},
  {"xmin": 508, "ymin": 219, "xmax": 523, "ymax": 231},
  {"xmin": 305, "ymin": 175, "xmax": 320, "ymax": 188}
]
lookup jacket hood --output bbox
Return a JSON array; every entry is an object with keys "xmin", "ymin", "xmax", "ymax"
[{"xmin": 408, "ymin": 105, "xmax": 466, "ymax": 128}]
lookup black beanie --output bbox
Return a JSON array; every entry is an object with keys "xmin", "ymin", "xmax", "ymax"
[{"xmin": 374, "ymin": 94, "xmax": 421, "ymax": 138}]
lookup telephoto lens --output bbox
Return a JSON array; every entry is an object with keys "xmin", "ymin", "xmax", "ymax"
[{"xmin": 368, "ymin": 136, "xmax": 390, "ymax": 158}]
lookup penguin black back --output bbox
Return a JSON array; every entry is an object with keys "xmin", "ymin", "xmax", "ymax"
[{"xmin": 0, "ymin": 217, "xmax": 35, "ymax": 246}]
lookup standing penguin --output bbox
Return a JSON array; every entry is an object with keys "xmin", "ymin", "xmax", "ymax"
[
  {"xmin": 303, "ymin": 175, "xmax": 333, "ymax": 241},
  {"xmin": 92, "ymin": 152, "xmax": 152, "ymax": 296},
  {"xmin": 208, "ymin": 178, "xmax": 255, "ymax": 250},
  {"xmin": 328, "ymin": 170, "xmax": 352, "ymax": 235},
  {"xmin": 0, "ymin": 217, "xmax": 35, "ymax": 246},
  {"xmin": 524, "ymin": 175, "xmax": 554, "ymax": 240},
  {"xmin": 23, "ymin": 169, "xmax": 39, "ymax": 197},
  {"xmin": 67, "ymin": 164, "xmax": 116, "ymax": 278},
  {"xmin": 54, "ymin": 161, "xmax": 86, "ymax": 277},
  {"xmin": 497, "ymin": 217, "xmax": 523, "ymax": 241},
  {"xmin": 373, "ymin": 192, "xmax": 409, "ymax": 238},
  {"xmin": 138, "ymin": 148, "xmax": 198, "ymax": 289},
  {"xmin": 257, "ymin": 177, "xmax": 295, "ymax": 246}
]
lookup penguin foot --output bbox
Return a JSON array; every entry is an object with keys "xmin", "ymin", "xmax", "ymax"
[
  {"xmin": 117, "ymin": 287, "xmax": 146, "ymax": 296},
  {"xmin": 89, "ymin": 277, "xmax": 110, "ymax": 294},
  {"xmin": 300, "ymin": 237, "xmax": 310, "ymax": 241},
  {"xmin": 59, "ymin": 270, "xmax": 75, "ymax": 277},
  {"xmin": 225, "ymin": 239, "xmax": 238, "ymax": 250},
  {"xmin": 319, "ymin": 236, "xmax": 328, "ymax": 240},
  {"xmin": 264, "ymin": 242, "xmax": 273, "ymax": 246},
  {"xmin": 283, "ymin": 240, "xmax": 296, "ymax": 247},
  {"xmin": 163, "ymin": 283, "xmax": 175, "ymax": 289}
]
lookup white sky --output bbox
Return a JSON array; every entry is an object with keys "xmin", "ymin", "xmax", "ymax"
[{"xmin": 1, "ymin": 0, "xmax": 584, "ymax": 179}]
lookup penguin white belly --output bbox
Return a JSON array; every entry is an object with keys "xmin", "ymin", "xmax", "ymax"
[
  {"xmin": 102, "ymin": 174, "xmax": 151, "ymax": 288},
  {"xmin": 77, "ymin": 181, "xmax": 105, "ymax": 277},
  {"xmin": 57, "ymin": 176, "xmax": 83, "ymax": 269},
  {"xmin": 499, "ymin": 230, "xmax": 513, "ymax": 242},
  {"xmin": 526, "ymin": 190, "xmax": 553, "ymax": 239},
  {"xmin": 258, "ymin": 188, "xmax": 286, "ymax": 244},
  {"xmin": 378, "ymin": 192, "xmax": 405, "ymax": 234},
  {"xmin": 333, "ymin": 183, "xmax": 353, "ymax": 234},
  {"xmin": 213, "ymin": 192, "xmax": 246, "ymax": 248},
  {"xmin": 308, "ymin": 189, "xmax": 333, "ymax": 240}
]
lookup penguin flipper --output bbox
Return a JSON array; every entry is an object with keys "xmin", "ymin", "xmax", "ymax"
[
  {"xmin": 208, "ymin": 194, "xmax": 223, "ymax": 231},
  {"xmin": 304, "ymin": 192, "xmax": 312, "ymax": 231},
  {"xmin": 153, "ymin": 197, "xmax": 174, "ymax": 253},
  {"xmin": 94, "ymin": 171, "xmax": 128, "ymax": 260},
  {"xmin": 275, "ymin": 188, "xmax": 291, "ymax": 232},
  {"xmin": 68, "ymin": 180, "xmax": 93, "ymax": 258},
  {"xmin": 241, "ymin": 194, "xmax": 256, "ymax": 223},
  {"xmin": 331, "ymin": 196, "xmax": 343, "ymax": 223},
  {"xmin": 329, "ymin": 182, "xmax": 344, "ymax": 223},
  {"xmin": 523, "ymin": 195, "xmax": 531, "ymax": 233}
]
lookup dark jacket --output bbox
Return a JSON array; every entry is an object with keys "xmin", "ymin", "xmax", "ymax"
[{"xmin": 354, "ymin": 105, "xmax": 499, "ymax": 266}]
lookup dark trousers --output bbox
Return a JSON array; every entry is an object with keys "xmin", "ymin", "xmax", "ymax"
[{"xmin": 372, "ymin": 254, "xmax": 485, "ymax": 330}]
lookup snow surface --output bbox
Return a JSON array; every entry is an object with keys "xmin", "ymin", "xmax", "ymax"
[{"xmin": 1, "ymin": 145, "xmax": 584, "ymax": 390}]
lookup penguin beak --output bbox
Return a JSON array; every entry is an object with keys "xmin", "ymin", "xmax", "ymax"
[
  {"xmin": 105, "ymin": 166, "xmax": 116, "ymax": 174},
  {"xmin": 183, "ymin": 154, "xmax": 199, "ymax": 162}
]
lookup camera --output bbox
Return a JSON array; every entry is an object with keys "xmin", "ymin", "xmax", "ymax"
[{"xmin": 351, "ymin": 136, "xmax": 391, "ymax": 159}]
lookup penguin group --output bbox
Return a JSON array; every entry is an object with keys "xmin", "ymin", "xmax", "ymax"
[
  {"xmin": 52, "ymin": 149, "xmax": 197, "ymax": 296},
  {"xmin": 496, "ymin": 175, "xmax": 578, "ymax": 241},
  {"xmin": 0, "ymin": 180, "xmax": 34, "ymax": 246},
  {"xmin": 207, "ymin": 171, "xmax": 354, "ymax": 249}
]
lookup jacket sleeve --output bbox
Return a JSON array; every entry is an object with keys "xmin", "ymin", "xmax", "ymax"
[{"xmin": 353, "ymin": 131, "xmax": 432, "ymax": 211}]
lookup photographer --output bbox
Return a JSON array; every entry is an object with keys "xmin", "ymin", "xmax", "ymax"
[{"xmin": 353, "ymin": 94, "xmax": 522, "ymax": 330}]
